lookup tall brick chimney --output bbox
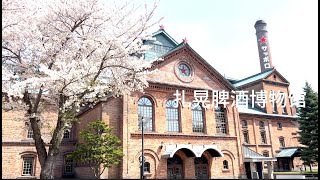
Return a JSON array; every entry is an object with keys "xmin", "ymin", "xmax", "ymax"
[{"xmin": 254, "ymin": 20, "xmax": 274, "ymax": 72}]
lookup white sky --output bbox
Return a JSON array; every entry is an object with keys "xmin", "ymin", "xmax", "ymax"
[{"xmin": 148, "ymin": 0, "xmax": 318, "ymax": 94}]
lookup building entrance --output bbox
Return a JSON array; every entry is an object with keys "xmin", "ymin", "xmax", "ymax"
[
  {"xmin": 195, "ymin": 156, "xmax": 209, "ymax": 179},
  {"xmin": 167, "ymin": 155, "xmax": 183, "ymax": 179}
]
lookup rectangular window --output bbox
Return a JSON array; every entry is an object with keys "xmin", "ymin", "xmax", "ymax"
[
  {"xmin": 215, "ymin": 108, "xmax": 227, "ymax": 135},
  {"xmin": 272, "ymin": 101, "xmax": 278, "ymax": 113},
  {"xmin": 279, "ymin": 138, "xmax": 285, "ymax": 147},
  {"xmin": 277, "ymin": 123, "xmax": 282, "ymax": 129},
  {"xmin": 260, "ymin": 131, "xmax": 267, "ymax": 144},
  {"xmin": 65, "ymin": 159, "xmax": 73, "ymax": 174},
  {"xmin": 22, "ymin": 157, "xmax": 34, "ymax": 176},
  {"xmin": 27, "ymin": 128, "xmax": 34, "ymax": 139},
  {"xmin": 281, "ymin": 102, "xmax": 287, "ymax": 114},
  {"xmin": 243, "ymin": 131, "xmax": 249, "ymax": 144}
]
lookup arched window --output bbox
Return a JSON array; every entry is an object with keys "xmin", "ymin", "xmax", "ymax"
[
  {"xmin": 259, "ymin": 121, "xmax": 265, "ymax": 129},
  {"xmin": 243, "ymin": 130, "xmax": 249, "ymax": 144},
  {"xmin": 269, "ymin": 90, "xmax": 279, "ymax": 113},
  {"xmin": 138, "ymin": 97, "xmax": 153, "ymax": 131},
  {"xmin": 166, "ymin": 100, "xmax": 180, "ymax": 132},
  {"xmin": 215, "ymin": 106, "xmax": 227, "ymax": 134},
  {"xmin": 192, "ymin": 103, "xmax": 204, "ymax": 133},
  {"xmin": 260, "ymin": 131, "xmax": 267, "ymax": 144},
  {"xmin": 63, "ymin": 129, "xmax": 71, "ymax": 139},
  {"xmin": 262, "ymin": 151, "xmax": 269, "ymax": 157},
  {"xmin": 144, "ymin": 162, "xmax": 150, "ymax": 173},
  {"xmin": 279, "ymin": 137, "xmax": 285, "ymax": 147},
  {"xmin": 223, "ymin": 160, "xmax": 229, "ymax": 170},
  {"xmin": 280, "ymin": 93, "xmax": 287, "ymax": 114},
  {"xmin": 242, "ymin": 120, "xmax": 247, "ymax": 128}
]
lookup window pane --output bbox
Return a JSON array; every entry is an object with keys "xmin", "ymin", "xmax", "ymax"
[
  {"xmin": 215, "ymin": 107, "xmax": 227, "ymax": 134},
  {"xmin": 22, "ymin": 157, "xmax": 34, "ymax": 176},
  {"xmin": 261, "ymin": 131, "xmax": 267, "ymax": 144},
  {"xmin": 166, "ymin": 100, "xmax": 179, "ymax": 132},
  {"xmin": 65, "ymin": 158, "xmax": 73, "ymax": 173},
  {"xmin": 242, "ymin": 120, "xmax": 247, "ymax": 127},
  {"xmin": 279, "ymin": 138, "xmax": 285, "ymax": 147},
  {"xmin": 259, "ymin": 121, "xmax": 265, "ymax": 128},
  {"xmin": 138, "ymin": 97, "xmax": 153, "ymax": 131},
  {"xmin": 27, "ymin": 128, "xmax": 34, "ymax": 139},
  {"xmin": 144, "ymin": 162, "xmax": 150, "ymax": 173},
  {"xmin": 192, "ymin": 103, "xmax": 204, "ymax": 133},
  {"xmin": 243, "ymin": 131, "xmax": 249, "ymax": 143},
  {"xmin": 223, "ymin": 160, "xmax": 228, "ymax": 169},
  {"xmin": 63, "ymin": 130, "xmax": 70, "ymax": 139},
  {"xmin": 281, "ymin": 94, "xmax": 287, "ymax": 113}
]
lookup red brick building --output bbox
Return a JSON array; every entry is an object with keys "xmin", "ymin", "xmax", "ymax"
[{"xmin": 2, "ymin": 20, "xmax": 304, "ymax": 179}]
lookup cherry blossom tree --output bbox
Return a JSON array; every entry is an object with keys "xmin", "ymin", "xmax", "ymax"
[{"xmin": 2, "ymin": 0, "xmax": 161, "ymax": 178}]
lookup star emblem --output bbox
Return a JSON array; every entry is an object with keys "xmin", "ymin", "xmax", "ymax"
[
  {"xmin": 180, "ymin": 67, "xmax": 187, "ymax": 75},
  {"xmin": 260, "ymin": 36, "xmax": 267, "ymax": 44},
  {"xmin": 183, "ymin": 37, "xmax": 188, "ymax": 44}
]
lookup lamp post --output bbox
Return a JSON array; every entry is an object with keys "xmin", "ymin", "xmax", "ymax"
[{"xmin": 139, "ymin": 116, "xmax": 148, "ymax": 179}]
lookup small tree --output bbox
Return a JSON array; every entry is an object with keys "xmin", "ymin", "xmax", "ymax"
[
  {"xmin": 68, "ymin": 120, "xmax": 124, "ymax": 178},
  {"xmin": 297, "ymin": 82, "xmax": 318, "ymax": 171}
]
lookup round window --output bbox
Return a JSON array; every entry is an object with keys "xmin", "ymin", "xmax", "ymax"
[{"xmin": 178, "ymin": 63, "xmax": 191, "ymax": 77}]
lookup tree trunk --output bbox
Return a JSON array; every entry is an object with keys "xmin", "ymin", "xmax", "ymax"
[
  {"xmin": 309, "ymin": 163, "xmax": 312, "ymax": 172},
  {"xmin": 40, "ymin": 155, "xmax": 57, "ymax": 179}
]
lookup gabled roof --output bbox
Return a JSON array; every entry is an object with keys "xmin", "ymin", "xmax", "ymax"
[
  {"xmin": 233, "ymin": 68, "xmax": 274, "ymax": 87},
  {"xmin": 155, "ymin": 42, "xmax": 237, "ymax": 91},
  {"xmin": 238, "ymin": 106, "xmax": 299, "ymax": 119},
  {"xmin": 232, "ymin": 68, "xmax": 290, "ymax": 88},
  {"xmin": 152, "ymin": 29, "xmax": 179, "ymax": 46}
]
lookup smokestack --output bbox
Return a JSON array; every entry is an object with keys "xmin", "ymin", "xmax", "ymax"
[{"xmin": 254, "ymin": 20, "xmax": 274, "ymax": 72}]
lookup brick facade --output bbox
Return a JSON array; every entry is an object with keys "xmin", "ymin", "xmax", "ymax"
[{"xmin": 2, "ymin": 31, "xmax": 303, "ymax": 179}]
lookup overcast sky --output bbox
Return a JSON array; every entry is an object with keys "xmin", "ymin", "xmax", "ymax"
[{"xmin": 149, "ymin": 0, "xmax": 318, "ymax": 94}]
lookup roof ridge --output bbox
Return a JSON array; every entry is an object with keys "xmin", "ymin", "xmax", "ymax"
[
  {"xmin": 154, "ymin": 43, "xmax": 236, "ymax": 91},
  {"xmin": 152, "ymin": 29, "xmax": 179, "ymax": 46},
  {"xmin": 234, "ymin": 68, "xmax": 274, "ymax": 84}
]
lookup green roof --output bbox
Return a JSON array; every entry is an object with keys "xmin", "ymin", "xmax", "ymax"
[
  {"xmin": 276, "ymin": 148, "xmax": 302, "ymax": 158},
  {"xmin": 233, "ymin": 68, "xmax": 274, "ymax": 87},
  {"xmin": 243, "ymin": 146, "xmax": 265, "ymax": 158},
  {"xmin": 152, "ymin": 29, "xmax": 179, "ymax": 46}
]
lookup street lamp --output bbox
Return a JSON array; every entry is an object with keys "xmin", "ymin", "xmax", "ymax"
[{"xmin": 139, "ymin": 116, "xmax": 149, "ymax": 179}]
